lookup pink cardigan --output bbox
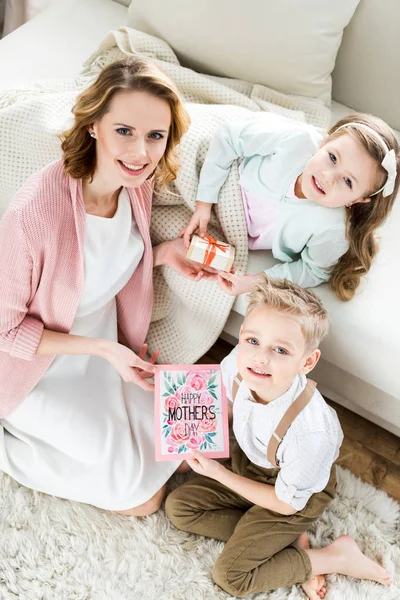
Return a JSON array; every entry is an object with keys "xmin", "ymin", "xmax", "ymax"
[{"xmin": 0, "ymin": 160, "xmax": 154, "ymax": 418}]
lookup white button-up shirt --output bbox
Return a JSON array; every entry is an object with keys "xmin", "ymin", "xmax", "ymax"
[{"xmin": 221, "ymin": 346, "xmax": 343, "ymax": 510}]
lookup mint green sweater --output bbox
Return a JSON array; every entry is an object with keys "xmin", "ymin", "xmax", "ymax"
[{"xmin": 197, "ymin": 115, "xmax": 349, "ymax": 288}]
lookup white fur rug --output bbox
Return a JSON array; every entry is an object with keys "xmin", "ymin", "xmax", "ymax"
[{"xmin": 0, "ymin": 466, "xmax": 398, "ymax": 599}]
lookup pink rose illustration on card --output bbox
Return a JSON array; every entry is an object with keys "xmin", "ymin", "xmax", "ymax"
[{"xmin": 154, "ymin": 365, "xmax": 229, "ymax": 461}]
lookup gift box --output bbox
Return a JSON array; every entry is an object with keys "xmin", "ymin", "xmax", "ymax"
[{"xmin": 186, "ymin": 234, "xmax": 235, "ymax": 272}]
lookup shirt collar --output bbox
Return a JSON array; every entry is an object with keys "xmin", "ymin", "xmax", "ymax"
[{"xmin": 244, "ymin": 373, "xmax": 306, "ymax": 406}]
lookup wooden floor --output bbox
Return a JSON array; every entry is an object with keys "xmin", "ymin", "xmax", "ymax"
[{"xmin": 200, "ymin": 338, "xmax": 400, "ymax": 504}]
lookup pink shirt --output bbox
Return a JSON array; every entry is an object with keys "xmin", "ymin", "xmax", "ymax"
[
  {"xmin": 0, "ymin": 160, "xmax": 154, "ymax": 418},
  {"xmin": 241, "ymin": 180, "xmax": 299, "ymax": 250},
  {"xmin": 241, "ymin": 185, "xmax": 279, "ymax": 250}
]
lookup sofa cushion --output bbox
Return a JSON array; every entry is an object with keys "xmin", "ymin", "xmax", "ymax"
[
  {"xmin": 332, "ymin": 0, "xmax": 400, "ymax": 131},
  {"xmin": 0, "ymin": 0, "xmax": 127, "ymax": 82},
  {"xmin": 128, "ymin": 0, "xmax": 360, "ymax": 106}
]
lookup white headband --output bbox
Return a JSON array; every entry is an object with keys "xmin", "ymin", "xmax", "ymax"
[{"xmin": 335, "ymin": 122, "xmax": 397, "ymax": 197}]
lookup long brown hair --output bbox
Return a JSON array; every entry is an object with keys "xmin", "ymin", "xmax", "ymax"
[
  {"xmin": 61, "ymin": 56, "xmax": 190, "ymax": 188},
  {"xmin": 326, "ymin": 114, "xmax": 400, "ymax": 301}
]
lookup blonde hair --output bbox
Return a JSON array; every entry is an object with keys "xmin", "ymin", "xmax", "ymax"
[
  {"xmin": 61, "ymin": 56, "xmax": 190, "ymax": 188},
  {"xmin": 325, "ymin": 113, "xmax": 400, "ymax": 301},
  {"xmin": 246, "ymin": 275, "xmax": 329, "ymax": 350}
]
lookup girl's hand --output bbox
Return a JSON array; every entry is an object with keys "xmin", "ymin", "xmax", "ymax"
[
  {"xmin": 155, "ymin": 237, "xmax": 218, "ymax": 282},
  {"xmin": 100, "ymin": 341, "xmax": 158, "ymax": 391},
  {"xmin": 187, "ymin": 449, "xmax": 225, "ymax": 480},
  {"xmin": 180, "ymin": 201, "xmax": 213, "ymax": 249},
  {"xmin": 217, "ymin": 271, "xmax": 265, "ymax": 296}
]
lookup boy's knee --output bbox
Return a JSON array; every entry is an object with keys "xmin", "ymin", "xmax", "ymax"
[
  {"xmin": 212, "ymin": 558, "xmax": 249, "ymax": 598},
  {"xmin": 165, "ymin": 488, "xmax": 184, "ymax": 527},
  {"xmin": 212, "ymin": 561, "xmax": 228, "ymax": 593},
  {"xmin": 165, "ymin": 486, "xmax": 202, "ymax": 532}
]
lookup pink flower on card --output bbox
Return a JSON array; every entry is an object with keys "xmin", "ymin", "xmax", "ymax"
[
  {"xmin": 186, "ymin": 371, "xmax": 211, "ymax": 392},
  {"xmin": 186, "ymin": 433, "xmax": 205, "ymax": 450},
  {"xmin": 164, "ymin": 395, "xmax": 181, "ymax": 411},
  {"xmin": 176, "ymin": 385, "xmax": 199, "ymax": 403},
  {"xmin": 174, "ymin": 388, "xmax": 187, "ymax": 402},
  {"xmin": 167, "ymin": 422, "xmax": 190, "ymax": 447},
  {"xmin": 198, "ymin": 414, "xmax": 218, "ymax": 433},
  {"xmin": 200, "ymin": 391, "xmax": 216, "ymax": 407}
]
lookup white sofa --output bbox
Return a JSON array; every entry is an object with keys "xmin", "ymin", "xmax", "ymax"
[{"xmin": 0, "ymin": 0, "xmax": 399, "ymax": 435}]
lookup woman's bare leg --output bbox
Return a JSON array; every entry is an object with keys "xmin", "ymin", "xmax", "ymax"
[
  {"xmin": 175, "ymin": 460, "xmax": 190, "ymax": 473},
  {"xmin": 116, "ymin": 484, "xmax": 167, "ymax": 517},
  {"xmin": 116, "ymin": 460, "xmax": 188, "ymax": 516},
  {"xmin": 304, "ymin": 535, "xmax": 391, "ymax": 589}
]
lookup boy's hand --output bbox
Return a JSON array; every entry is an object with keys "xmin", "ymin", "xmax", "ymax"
[
  {"xmin": 180, "ymin": 201, "xmax": 213, "ymax": 249},
  {"xmin": 217, "ymin": 271, "xmax": 265, "ymax": 296},
  {"xmin": 187, "ymin": 449, "xmax": 225, "ymax": 480}
]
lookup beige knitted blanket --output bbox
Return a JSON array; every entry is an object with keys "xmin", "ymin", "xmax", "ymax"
[{"xmin": 0, "ymin": 28, "xmax": 329, "ymax": 363}]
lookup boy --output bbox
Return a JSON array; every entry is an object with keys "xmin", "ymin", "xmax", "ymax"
[{"xmin": 166, "ymin": 277, "xmax": 391, "ymax": 599}]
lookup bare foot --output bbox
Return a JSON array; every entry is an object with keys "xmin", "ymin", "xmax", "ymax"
[
  {"xmin": 324, "ymin": 535, "xmax": 391, "ymax": 586},
  {"xmin": 296, "ymin": 532, "xmax": 328, "ymax": 600},
  {"xmin": 302, "ymin": 576, "xmax": 327, "ymax": 600}
]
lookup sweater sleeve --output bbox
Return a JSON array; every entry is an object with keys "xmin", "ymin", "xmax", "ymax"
[
  {"xmin": 265, "ymin": 227, "xmax": 350, "ymax": 288},
  {"xmin": 196, "ymin": 118, "xmax": 295, "ymax": 204},
  {"xmin": 0, "ymin": 207, "xmax": 44, "ymax": 359}
]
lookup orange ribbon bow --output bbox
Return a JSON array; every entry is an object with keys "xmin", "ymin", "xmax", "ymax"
[{"xmin": 200, "ymin": 234, "xmax": 229, "ymax": 267}]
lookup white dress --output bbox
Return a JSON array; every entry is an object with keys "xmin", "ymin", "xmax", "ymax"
[{"xmin": 0, "ymin": 190, "xmax": 179, "ymax": 511}]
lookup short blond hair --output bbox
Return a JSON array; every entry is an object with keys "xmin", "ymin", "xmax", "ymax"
[{"xmin": 246, "ymin": 276, "xmax": 329, "ymax": 350}]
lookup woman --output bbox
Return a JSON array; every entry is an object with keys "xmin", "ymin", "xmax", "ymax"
[{"xmin": 0, "ymin": 57, "xmax": 215, "ymax": 516}]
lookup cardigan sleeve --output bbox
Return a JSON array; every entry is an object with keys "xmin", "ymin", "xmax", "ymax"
[
  {"xmin": 196, "ymin": 117, "xmax": 296, "ymax": 204},
  {"xmin": 265, "ymin": 227, "xmax": 350, "ymax": 288},
  {"xmin": 0, "ymin": 207, "xmax": 44, "ymax": 359}
]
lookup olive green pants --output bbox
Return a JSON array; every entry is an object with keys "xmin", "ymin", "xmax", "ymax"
[{"xmin": 165, "ymin": 442, "xmax": 336, "ymax": 597}]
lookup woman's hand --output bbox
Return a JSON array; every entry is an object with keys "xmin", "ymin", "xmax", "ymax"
[
  {"xmin": 217, "ymin": 271, "xmax": 265, "ymax": 296},
  {"xmin": 100, "ymin": 341, "xmax": 159, "ymax": 391},
  {"xmin": 134, "ymin": 343, "xmax": 160, "ymax": 381},
  {"xmin": 154, "ymin": 237, "xmax": 218, "ymax": 282},
  {"xmin": 187, "ymin": 449, "xmax": 225, "ymax": 480},
  {"xmin": 180, "ymin": 201, "xmax": 213, "ymax": 249}
]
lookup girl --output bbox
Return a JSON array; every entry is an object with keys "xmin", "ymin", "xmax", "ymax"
[
  {"xmin": 183, "ymin": 113, "xmax": 400, "ymax": 300},
  {"xmin": 0, "ymin": 57, "xmax": 215, "ymax": 516}
]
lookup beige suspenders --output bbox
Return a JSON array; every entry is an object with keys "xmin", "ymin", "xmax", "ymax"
[
  {"xmin": 231, "ymin": 373, "xmax": 317, "ymax": 468},
  {"xmin": 231, "ymin": 372, "xmax": 243, "ymax": 403}
]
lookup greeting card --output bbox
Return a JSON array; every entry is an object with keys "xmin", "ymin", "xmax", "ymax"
[{"xmin": 154, "ymin": 365, "xmax": 229, "ymax": 461}]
